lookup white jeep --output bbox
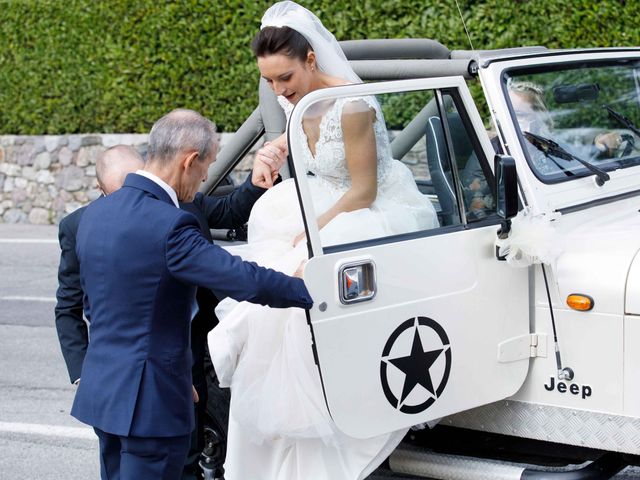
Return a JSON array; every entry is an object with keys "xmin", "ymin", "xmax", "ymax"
[{"xmin": 202, "ymin": 40, "xmax": 640, "ymax": 479}]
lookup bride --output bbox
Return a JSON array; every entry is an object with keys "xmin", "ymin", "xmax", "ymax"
[{"xmin": 208, "ymin": 2, "xmax": 438, "ymax": 479}]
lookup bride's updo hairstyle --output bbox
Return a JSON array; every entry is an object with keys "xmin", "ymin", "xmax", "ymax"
[{"xmin": 252, "ymin": 26, "xmax": 313, "ymax": 62}]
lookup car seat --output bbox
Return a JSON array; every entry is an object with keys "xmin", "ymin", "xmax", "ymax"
[{"xmin": 425, "ymin": 113, "xmax": 474, "ymax": 225}]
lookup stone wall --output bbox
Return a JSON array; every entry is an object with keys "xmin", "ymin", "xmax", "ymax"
[
  {"xmin": 0, "ymin": 132, "xmax": 426, "ymax": 225},
  {"xmin": 0, "ymin": 133, "xmax": 238, "ymax": 225}
]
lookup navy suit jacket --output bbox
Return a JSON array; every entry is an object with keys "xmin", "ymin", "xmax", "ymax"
[
  {"xmin": 71, "ymin": 173, "xmax": 311, "ymax": 438},
  {"xmin": 55, "ymin": 205, "xmax": 89, "ymax": 383}
]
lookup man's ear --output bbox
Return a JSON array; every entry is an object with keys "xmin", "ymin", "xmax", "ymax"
[
  {"xmin": 97, "ymin": 180, "xmax": 107, "ymax": 197},
  {"xmin": 182, "ymin": 151, "xmax": 199, "ymax": 171}
]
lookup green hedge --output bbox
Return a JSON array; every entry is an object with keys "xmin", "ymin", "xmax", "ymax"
[{"xmin": 0, "ymin": 0, "xmax": 638, "ymax": 134}]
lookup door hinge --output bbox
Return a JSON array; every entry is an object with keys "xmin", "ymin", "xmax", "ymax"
[{"xmin": 497, "ymin": 333, "xmax": 548, "ymax": 363}]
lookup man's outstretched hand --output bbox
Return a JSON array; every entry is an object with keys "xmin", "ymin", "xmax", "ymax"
[{"xmin": 192, "ymin": 385, "xmax": 199, "ymax": 403}]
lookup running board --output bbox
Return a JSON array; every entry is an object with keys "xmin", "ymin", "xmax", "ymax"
[{"xmin": 389, "ymin": 448, "xmax": 627, "ymax": 480}]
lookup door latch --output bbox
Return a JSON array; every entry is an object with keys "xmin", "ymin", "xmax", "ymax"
[{"xmin": 339, "ymin": 260, "xmax": 376, "ymax": 305}]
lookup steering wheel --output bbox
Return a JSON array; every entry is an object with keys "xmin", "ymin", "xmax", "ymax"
[{"xmin": 619, "ymin": 133, "xmax": 635, "ymax": 157}]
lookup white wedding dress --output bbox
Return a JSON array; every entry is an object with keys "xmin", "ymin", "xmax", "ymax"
[{"xmin": 208, "ymin": 95, "xmax": 438, "ymax": 480}]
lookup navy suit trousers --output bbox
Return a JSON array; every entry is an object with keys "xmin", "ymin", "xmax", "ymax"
[{"xmin": 94, "ymin": 428, "xmax": 190, "ymax": 480}]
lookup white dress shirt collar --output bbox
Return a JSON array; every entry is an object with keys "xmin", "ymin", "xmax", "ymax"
[{"xmin": 135, "ymin": 170, "xmax": 179, "ymax": 208}]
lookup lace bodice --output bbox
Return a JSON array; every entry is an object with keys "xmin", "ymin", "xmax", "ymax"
[{"xmin": 279, "ymin": 95, "xmax": 393, "ymax": 192}]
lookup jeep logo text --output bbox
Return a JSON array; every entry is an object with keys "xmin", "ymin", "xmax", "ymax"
[{"xmin": 544, "ymin": 377, "xmax": 592, "ymax": 399}]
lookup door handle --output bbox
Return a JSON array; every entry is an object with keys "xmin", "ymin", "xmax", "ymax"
[{"xmin": 339, "ymin": 260, "xmax": 376, "ymax": 304}]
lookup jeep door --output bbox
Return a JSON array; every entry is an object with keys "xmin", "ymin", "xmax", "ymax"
[{"xmin": 289, "ymin": 77, "xmax": 530, "ymax": 438}]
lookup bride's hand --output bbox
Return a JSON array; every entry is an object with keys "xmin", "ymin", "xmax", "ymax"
[
  {"xmin": 252, "ymin": 140, "xmax": 288, "ymax": 188},
  {"xmin": 293, "ymin": 214, "xmax": 330, "ymax": 247},
  {"xmin": 294, "ymin": 259, "xmax": 307, "ymax": 278},
  {"xmin": 293, "ymin": 230, "xmax": 307, "ymax": 247},
  {"xmin": 258, "ymin": 141, "xmax": 288, "ymax": 171}
]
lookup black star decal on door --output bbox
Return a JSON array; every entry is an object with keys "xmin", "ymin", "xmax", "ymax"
[
  {"xmin": 380, "ymin": 317, "xmax": 452, "ymax": 414},
  {"xmin": 388, "ymin": 328, "xmax": 443, "ymax": 404}
]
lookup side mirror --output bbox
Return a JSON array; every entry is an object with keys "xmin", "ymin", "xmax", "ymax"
[{"xmin": 494, "ymin": 154, "xmax": 518, "ymax": 220}]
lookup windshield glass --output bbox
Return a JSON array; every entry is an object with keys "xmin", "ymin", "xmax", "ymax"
[{"xmin": 503, "ymin": 59, "xmax": 640, "ymax": 183}]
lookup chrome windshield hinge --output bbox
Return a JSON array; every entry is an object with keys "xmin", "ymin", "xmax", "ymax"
[{"xmin": 498, "ymin": 333, "xmax": 548, "ymax": 363}]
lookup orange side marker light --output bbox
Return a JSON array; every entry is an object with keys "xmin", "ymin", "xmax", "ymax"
[{"xmin": 567, "ymin": 294, "xmax": 594, "ymax": 311}]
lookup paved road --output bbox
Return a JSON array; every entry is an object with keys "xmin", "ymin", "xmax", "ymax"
[
  {"xmin": 0, "ymin": 223, "xmax": 638, "ymax": 480},
  {"xmin": 0, "ymin": 224, "xmax": 99, "ymax": 479}
]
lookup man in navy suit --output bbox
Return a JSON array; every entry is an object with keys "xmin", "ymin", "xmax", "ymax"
[
  {"xmin": 55, "ymin": 145, "xmax": 145, "ymax": 384},
  {"xmin": 56, "ymin": 143, "xmax": 278, "ymax": 478},
  {"xmin": 72, "ymin": 109, "xmax": 311, "ymax": 479}
]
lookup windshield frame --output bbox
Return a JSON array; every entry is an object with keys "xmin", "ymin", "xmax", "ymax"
[{"xmin": 501, "ymin": 58, "xmax": 640, "ymax": 185}]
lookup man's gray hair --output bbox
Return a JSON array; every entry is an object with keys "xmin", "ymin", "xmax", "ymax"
[{"xmin": 148, "ymin": 109, "xmax": 218, "ymax": 165}]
